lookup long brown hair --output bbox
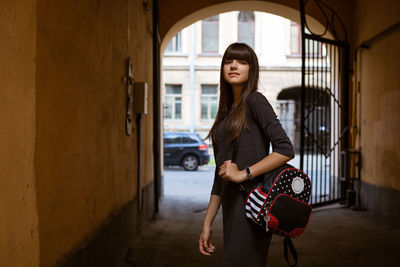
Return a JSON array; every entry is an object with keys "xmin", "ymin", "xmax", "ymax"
[{"xmin": 207, "ymin": 43, "xmax": 259, "ymax": 145}]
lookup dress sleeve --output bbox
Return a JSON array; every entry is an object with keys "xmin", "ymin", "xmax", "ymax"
[
  {"xmin": 210, "ymin": 143, "xmax": 223, "ymax": 196},
  {"xmin": 211, "ymin": 167, "xmax": 223, "ymax": 196},
  {"xmin": 248, "ymin": 92, "xmax": 295, "ymax": 159}
]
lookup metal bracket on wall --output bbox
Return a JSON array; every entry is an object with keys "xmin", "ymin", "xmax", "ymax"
[{"xmin": 125, "ymin": 58, "xmax": 134, "ymax": 136}]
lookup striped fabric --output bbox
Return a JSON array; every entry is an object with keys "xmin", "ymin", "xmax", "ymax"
[
  {"xmin": 245, "ymin": 188, "xmax": 267, "ymax": 223},
  {"xmin": 244, "ymin": 165, "xmax": 312, "ymax": 237}
]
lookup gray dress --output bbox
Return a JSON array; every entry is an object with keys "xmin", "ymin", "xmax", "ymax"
[{"xmin": 211, "ymin": 91, "xmax": 295, "ymax": 267}]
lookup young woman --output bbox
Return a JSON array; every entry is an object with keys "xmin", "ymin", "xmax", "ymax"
[{"xmin": 198, "ymin": 43, "xmax": 295, "ymax": 267}]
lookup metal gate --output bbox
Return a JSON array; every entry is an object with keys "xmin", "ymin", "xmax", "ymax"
[{"xmin": 300, "ymin": 0, "xmax": 349, "ymax": 206}]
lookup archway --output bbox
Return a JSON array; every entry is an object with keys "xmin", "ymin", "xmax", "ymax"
[
  {"xmin": 277, "ymin": 86, "xmax": 331, "ymax": 154},
  {"xmin": 158, "ymin": 1, "xmax": 335, "ymax": 203},
  {"xmin": 161, "ymin": 1, "xmax": 332, "ymax": 54}
]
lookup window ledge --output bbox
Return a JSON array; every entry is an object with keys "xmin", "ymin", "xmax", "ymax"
[
  {"xmin": 198, "ymin": 53, "xmax": 222, "ymax": 57},
  {"xmin": 286, "ymin": 54, "xmax": 302, "ymax": 58},
  {"xmin": 164, "ymin": 53, "xmax": 188, "ymax": 57},
  {"xmin": 286, "ymin": 54, "xmax": 326, "ymax": 59}
]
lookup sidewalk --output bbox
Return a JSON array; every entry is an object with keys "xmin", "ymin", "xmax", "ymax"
[{"xmin": 120, "ymin": 196, "xmax": 400, "ymax": 267}]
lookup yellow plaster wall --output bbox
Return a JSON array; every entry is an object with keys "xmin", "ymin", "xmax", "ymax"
[
  {"xmin": 0, "ymin": 0, "xmax": 40, "ymax": 266},
  {"xmin": 34, "ymin": 0, "xmax": 153, "ymax": 266},
  {"xmin": 354, "ymin": 0, "xmax": 400, "ymax": 190}
]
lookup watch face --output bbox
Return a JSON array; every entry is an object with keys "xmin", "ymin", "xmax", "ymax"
[{"xmin": 246, "ymin": 167, "xmax": 252, "ymax": 178}]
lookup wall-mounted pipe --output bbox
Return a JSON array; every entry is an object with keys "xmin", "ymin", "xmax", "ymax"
[
  {"xmin": 152, "ymin": 0, "xmax": 161, "ymax": 213},
  {"xmin": 358, "ymin": 22, "xmax": 400, "ymax": 49}
]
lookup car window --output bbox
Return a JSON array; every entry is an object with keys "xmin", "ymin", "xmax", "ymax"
[
  {"xmin": 164, "ymin": 136, "xmax": 181, "ymax": 144},
  {"xmin": 182, "ymin": 136, "xmax": 198, "ymax": 144}
]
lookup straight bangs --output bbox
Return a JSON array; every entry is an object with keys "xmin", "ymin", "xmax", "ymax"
[
  {"xmin": 208, "ymin": 42, "xmax": 259, "ymax": 144},
  {"xmin": 223, "ymin": 43, "xmax": 252, "ymax": 62}
]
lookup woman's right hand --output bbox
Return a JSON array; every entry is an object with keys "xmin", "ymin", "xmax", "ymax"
[
  {"xmin": 199, "ymin": 194, "xmax": 221, "ymax": 256},
  {"xmin": 199, "ymin": 226, "xmax": 216, "ymax": 256}
]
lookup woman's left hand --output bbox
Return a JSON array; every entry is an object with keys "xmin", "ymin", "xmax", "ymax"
[{"xmin": 218, "ymin": 160, "xmax": 247, "ymax": 183}]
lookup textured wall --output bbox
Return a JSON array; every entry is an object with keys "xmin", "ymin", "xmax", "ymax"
[
  {"xmin": 0, "ymin": 0, "xmax": 40, "ymax": 266},
  {"xmin": 34, "ymin": 0, "xmax": 153, "ymax": 266},
  {"xmin": 354, "ymin": 0, "xmax": 400, "ymax": 190}
]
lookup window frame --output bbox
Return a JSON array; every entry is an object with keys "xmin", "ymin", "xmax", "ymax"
[
  {"xmin": 289, "ymin": 22, "xmax": 323, "ymax": 57},
  {"xmin": 164, "ymin": 84, "xmax": 183, "ymax": 121},
  {"xmin": 200, "ymin": 84, "xmax": 219, "ymax": 121},
  {"xmin": 237, "ymin": 11, "xmax": 255, "ymax": 48},
  {"xmin": 201, "ymin": 15, "xmax": 220, "ymax": 54},
  {"xmin": 165, "ymin": 32, "xmax": 182, "ymax": 54}
]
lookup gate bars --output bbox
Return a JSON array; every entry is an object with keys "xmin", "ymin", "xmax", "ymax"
[{"xmin": 300, "ymin": 0, "xmax": 350, "ymax": 206}]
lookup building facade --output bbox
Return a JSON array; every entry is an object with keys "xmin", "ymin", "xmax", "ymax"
[{"xmin": 162, "ymin": 11, "xmax": 305, "ymax": 146}]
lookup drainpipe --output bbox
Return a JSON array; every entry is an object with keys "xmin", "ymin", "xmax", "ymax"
[
  {"xmin": 152, "ymin": 0, "xmax": 161, "ymax": 213},
  {"xmin": 136, "ymin": 113, "xmax": 143, "ymax": 213},
  {"xmin": 299, "ymin": 0, "xmax": 306, "ymax": 171},
  {"xmin": 189, "ymin": 24, "xmax": 196, "ymax": 133}
]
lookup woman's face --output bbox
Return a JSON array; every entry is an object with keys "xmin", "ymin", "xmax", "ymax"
[{"xmin": 223, "ymin": 59, "xmax": 249, "ymax": 87}]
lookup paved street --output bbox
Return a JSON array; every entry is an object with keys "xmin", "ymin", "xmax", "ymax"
[
  {"xmin": 163, "ymin": 153, "xmax": 340, "ymax": 206},
  {"xmin": 162, "ymin": 155, "xmax": 305, "ymax": 202},
  {"xmin": 164, "ymin": 165, "xmax": 216, "ymax": 203}
]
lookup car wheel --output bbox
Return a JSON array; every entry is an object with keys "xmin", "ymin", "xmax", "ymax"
[{"xmin": 181, "ymin": 154, "xmax": 199, "ymax": 171}]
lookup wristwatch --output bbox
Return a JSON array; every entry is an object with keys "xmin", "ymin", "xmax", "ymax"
[{"xmin": 245, "ymin": 167, "xmax": 253, "ymax": 180}]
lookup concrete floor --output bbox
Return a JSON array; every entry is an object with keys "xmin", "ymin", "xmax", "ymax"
[
  {"xmin": 117, "ymin": 166, "xmax": 400, "ymax": 267},
  {"xmin": 119, "ymin": 198, "xmax": 400, "ymax": 267}
]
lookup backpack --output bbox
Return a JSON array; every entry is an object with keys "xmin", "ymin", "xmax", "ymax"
[
  {"xmin": 239, "ymin": 164, "xmax": 312, "ymax": 267},
  {"xmin": 230, "ymin": 94, "xmax": 313, "ymax": 266},
  {"xmin": 244, "ymin": 164, "xmax": 312, "ymax": 239}
]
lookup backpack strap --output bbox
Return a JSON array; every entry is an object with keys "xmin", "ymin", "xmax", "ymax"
[{"xmin": 284, "ymin": 237, "xmax": 298, "ymax": 267}]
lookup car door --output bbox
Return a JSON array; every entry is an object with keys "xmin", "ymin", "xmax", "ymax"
[
  {"xmin": 163, "ymin": 134, "xmax": 182, "ymax": 165},
  {"xmin": 181, "ymin": 135, "xmax": 199, "ymax": 157}
]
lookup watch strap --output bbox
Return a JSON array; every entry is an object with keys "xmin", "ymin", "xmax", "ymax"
[{"xmin": 245, "ymin": 167, "xmax": 253, "ymax": 180}]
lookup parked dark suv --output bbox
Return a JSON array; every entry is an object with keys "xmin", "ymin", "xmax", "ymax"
[{"xmin": 163, "ymin": 132, "xmax": 210, "ymax": 171}]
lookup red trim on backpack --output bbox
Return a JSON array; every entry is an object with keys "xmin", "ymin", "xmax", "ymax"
[
  {"xmin": 269, "ymin": 215, "xmax": 279, "ymax": 228},
  {"xmin": 246, "ymin": 167, "xmax": 313, "ymax": 231},
  {"xmin": 290, "ymin": 228, "xmax": 305, "ymax": 238},
  {"xmin": 266, "ymin": 193, "xmax": 313, "ymax": 238},
  {"xmin": 264, "ymin": 168, "xmax": 289, "ymax": 197}
]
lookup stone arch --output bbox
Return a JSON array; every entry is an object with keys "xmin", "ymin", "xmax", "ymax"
[{"xmin": 161, "ymin": 0, "xmax": 333, "ymax": 53}]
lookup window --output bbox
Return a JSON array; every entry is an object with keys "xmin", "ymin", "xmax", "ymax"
[
  {"xmin": 182, "ymin": 136, "xmax": 197, "ymax": 144},
  {"xmin": 201, "ymin": 85, "xmax": 218, "ymax": 120},
  {"xmin": 166, "ymin": 32, "xmax": 182, "ymax": 53},
  {"xmin": 290, "ymin": 22, "xmax": 323, "ymax": 56},
  {"xmin": 164, "ymin": 84, "xmax": 182, "ymax": 120},
  {"xmin": 164, "ymin": 136, "xmax": 182, "ymax": 144},
  {"xmin": 290, "ymin": 22, "xmax": 301, "ymax": 55},
  {"xmin": 278, "ymin": 101, "xmax": 293, "ymax": 137},
  {"xmin": 202, "ymin": 15, "xmax": 219, "ymax": 53},
  {"xmin": 238, "ymin": 11, "xmax": 255, "ymax": 48}
]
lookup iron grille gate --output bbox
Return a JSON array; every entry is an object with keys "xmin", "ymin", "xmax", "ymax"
[{"xmin": 300, "ymin": 1, "xmax": 350, "ymax": 207}]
